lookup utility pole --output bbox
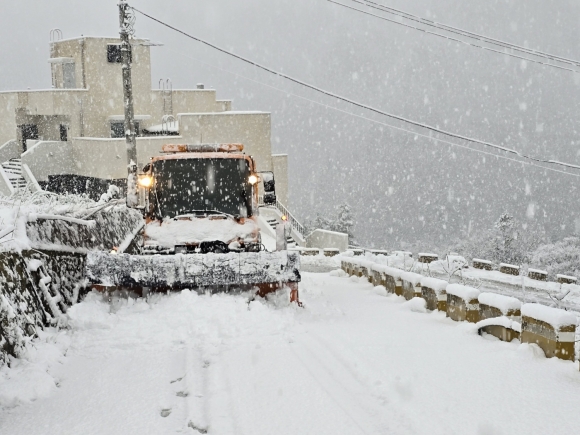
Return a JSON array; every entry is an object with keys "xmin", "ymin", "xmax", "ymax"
[{"xmin": 118, "ymin": 1, "xmax": 138, "ymax": 207}]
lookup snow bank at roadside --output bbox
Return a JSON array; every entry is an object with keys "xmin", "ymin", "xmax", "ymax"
[
  {"xmin": 521, "ymin": 303, "xmax": 577, "ymax": 329},
  {"xmin": 0, "ymin": 328, "xmax": 70, "ymax": 408},
  {"xmin": 0, "ymin": 190, "xmax": 142, "ymax": 253}
]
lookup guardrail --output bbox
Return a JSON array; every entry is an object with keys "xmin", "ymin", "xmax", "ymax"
[{"xmin": 340, "ymin": 255, "xmax": 580, "ymax": 365}]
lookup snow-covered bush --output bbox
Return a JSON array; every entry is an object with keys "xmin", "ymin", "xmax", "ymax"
[
  {"xmin": 530, "ymin": 236, "xmax": 580, "ymax": 281},
  {"xmin": 304, "ymin": 202, "xmax": 356, "ymax": 244},
  {"xmin": 451, "ymin": 213, "xmax": 543, "ymax": 266}
]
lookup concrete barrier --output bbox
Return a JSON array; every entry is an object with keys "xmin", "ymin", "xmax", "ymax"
[
  {"xmin": 557, "ymin": 274, "xmax": 577, "ymax": 285},
  {"xmin": 370, "ymin": 265, "xmax": 402, "ymax": 295},
  {"xmin": 369, "ymin": 249, "xmax": 389, "ymax": 256},
  {"xmin": 302, "ymin": 248, "xmax": 321, "ymax": 256},
  {"xmin": 499, "ymin": 263, "xmax": 519, "ymax": 276},
  {"xmin": 477, "ymin": 293, "xmax": 522, "ymax": 342},
  {"xmin": 421, "ymin": 277, "xmax": 447, "ymax": 311},
  {"xmin": 418, "ymin": 253, "xmax": 438, "ymax": 264},
  {"xmin": 521, "ymin": 303, "xmax": 577, "ymax": 361},
  {"xmin": 528, "ymin": 268, "xmax": 547, "ymax": 282},
  {"xmin": 324, "ymin": 248, "xmax": 339, "ymax": 257},
  {"xmin": 400, "ymin": 271, "xmax": 423, "ymax": 301},
  {"xmin": 472, "ymin": 258, "xmax": 492, "ymax": 271},
  {"xmin": 446, "ymin": 284, "xmax": 480, "ymax": 323}
]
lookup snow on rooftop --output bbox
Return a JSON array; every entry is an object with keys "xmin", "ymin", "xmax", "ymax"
[
  {"xmin": 478, "ymin": 292, "xmax": 521, "ymax": 314},
  {"xmin": 521, "ymin": 303, "xmax": 577, "ymax": 329}
]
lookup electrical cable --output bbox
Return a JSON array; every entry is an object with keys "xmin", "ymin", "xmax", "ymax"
[
  {"xmin": 347, "ymin": 0, "xmax": 580, "ymax": 69},
  {"xmin": 166, "ymin": 47, "xmax": 580, "ymax": 179},
  {"xmin": 327, "ymin": 0, "xmax": 579, "ymax": 74},
  {"xmin": 131, "ymin": 6, "xmax": 580, "ymax": 173}
]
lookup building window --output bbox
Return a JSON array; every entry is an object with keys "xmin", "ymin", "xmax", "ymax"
[
  {"xmin": 60, "ymin": 124, "xmax": 68, "ymax": 142},
  {"xmin": 62, "ymin": 63, "xmax": 76, "ymax": 88},
  {"xmin": 20, "ymin": 124, "xmax": 39, "ymax": 151},
  {"xmin": 110, "ymin": 121, "xmax": 139, "ymax": 138},
  {"xmin": 107, "ymin": 44, "xmax": 131, "ymax": 63}
]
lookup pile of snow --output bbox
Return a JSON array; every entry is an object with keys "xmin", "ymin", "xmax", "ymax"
[
  {"xmin": 87, "ymin": 251, "xmax": 301, "ymax": 288},
  {"xmin": 476, "ymin": 316, "xmax": 521, "ymax": 333},
  {"xmin": 402, "ymin": 297, "xmax": 427, "ymax": 313},
  {"xmin": 145, "ymin": 217, "xmax": 259, "ymax": 248},
  {"xmin": 294, "ymin": 250, "xmax": 342, "ymax": 273},
  {"xmin": 478, "ymin": 292, "xmax": 521, "ymax": 314},
  {"xmin": 420, "ymin": 277, "xmax": 447, "ymax": 294},
  {"xmin": 446, "ymin": 284, "xmax": 480, "ymax": 302},
  {"xmin": 0, "ymin": 190, "xmax": 142, "ymax": 253},
  {"xmin": 521, "ymin": 303, "xmax": 578, "ymax": 329},
  {"xmin": 400, "ymin": 271, "xmax": 422, "ymax": 286},
  {"xmin": 0, "ymin": 327, "xmax": 70, "ymax": 408},
  {"xmin": 329, "ymin": 269, "xmax": 347, "ymax": 278}
]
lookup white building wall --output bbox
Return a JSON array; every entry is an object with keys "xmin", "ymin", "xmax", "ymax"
[
  {"xmin": 22, "ymin": 141, "xmax": 75, "ymax": 182},
  {"xmin": 178, "ymin": 112, "xmax": 273, "ymax": 172},
  {"xmin": 271, "ymin": 154, "xmax": 288, "ymax": 206}
]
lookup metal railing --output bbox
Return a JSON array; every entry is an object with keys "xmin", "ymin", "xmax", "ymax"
[
  {"xmin": 275, "ymin": 199, "xmax": 305, "ymax": 238},
  {"xmin": 258, "ymin": 196, "xmax": 306, "ymax": 238}
]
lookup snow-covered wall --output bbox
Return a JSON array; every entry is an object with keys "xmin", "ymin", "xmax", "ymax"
[
  {"xmin": 0, "ymin": 196, "xmax": 144, "ymax": 366},
  {"xmin": 0, "ymin": 250, "xmax": 86, "ymax": 365}
]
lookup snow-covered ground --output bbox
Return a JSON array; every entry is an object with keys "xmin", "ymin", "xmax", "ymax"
[{"xmin": 2, "ymin": 271, "xmax": 580, "ymax": 434}]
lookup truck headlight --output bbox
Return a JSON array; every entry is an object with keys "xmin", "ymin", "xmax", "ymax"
[
  {"xmin": 248, "ymin": 174, "xmax": 259, "ymax": 185},
  {"xmin": 138, "ymin": 176, "xmax": 153, "ymax": 187}
]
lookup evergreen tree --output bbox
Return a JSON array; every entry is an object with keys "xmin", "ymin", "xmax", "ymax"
[{"xmin": 331, "ymin": 203, "xmax": 355, "ymax": 244}]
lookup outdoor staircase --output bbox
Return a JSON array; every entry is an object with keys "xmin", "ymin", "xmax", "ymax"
[
  {"xmin": 1, "ymin": 159, "xmax": 27, "ymax": 190},
  {"xmin": 266, "ymin": 217, "xmax": 297, "ymax": 248}
]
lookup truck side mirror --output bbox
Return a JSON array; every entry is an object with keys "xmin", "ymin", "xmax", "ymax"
[{"xmin": 260, "ymin": 171, "xmax": 276, "ymax": 205}]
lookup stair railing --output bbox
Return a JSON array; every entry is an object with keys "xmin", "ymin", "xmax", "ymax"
[
  {"xmin": 275, "ymin": 199, "xmax": 305, "ymax": 238},
  {"xmin": 257, "ymin": 196, "xmax": 306, "ymax": 239}
]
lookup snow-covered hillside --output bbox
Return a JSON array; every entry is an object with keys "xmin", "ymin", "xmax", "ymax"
[{"xmin": 1, "ymin": 272, "xmax": 579, "ymax": 434}]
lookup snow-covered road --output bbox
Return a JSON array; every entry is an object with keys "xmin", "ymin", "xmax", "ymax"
[{"xmin": 2, "ymin": 272, "xmax": 580, "ymax": 434}]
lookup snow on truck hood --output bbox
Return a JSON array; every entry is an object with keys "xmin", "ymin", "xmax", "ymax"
[{"xmin": 144, "ymin": 217, "xmax": 259, "ymax": 247}]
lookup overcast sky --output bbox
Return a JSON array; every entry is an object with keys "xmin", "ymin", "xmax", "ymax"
[{"xmin": 2, "ymin": 0, "xmax": 580, "ymax": 250}]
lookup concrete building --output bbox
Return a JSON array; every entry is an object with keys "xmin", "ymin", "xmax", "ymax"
[
  {"xmin": 0, "ymin": 34, "xmax": 352, "ymax": 252},
  {"xmin": 0, "ymin": 35, "xmax": 288, "ymax": 204}
]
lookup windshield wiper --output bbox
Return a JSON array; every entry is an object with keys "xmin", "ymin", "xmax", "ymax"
[{"xmin": 174, "ymin": 210, "xmax": 236, "ymax": 219}]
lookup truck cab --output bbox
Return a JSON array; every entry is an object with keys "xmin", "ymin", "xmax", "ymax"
[{"xmin": 137, "ymin": 143, "xmax": 275, "ymax": 254}]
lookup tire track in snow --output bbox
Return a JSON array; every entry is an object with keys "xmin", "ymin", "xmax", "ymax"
[
  {"xmin": 182, "ymin": 345, "xmax": 209, "ymax": 433},
  {"xmin": 304, "ymin": 331, "xmax": 420, "ymax": 434},
  {"xmin": 288, "ymin": 338, "xmax": 390, "ymax": 434}
]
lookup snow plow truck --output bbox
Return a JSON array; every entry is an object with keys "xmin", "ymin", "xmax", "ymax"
[{"xmin": 86, "ymin": 143, "xmax": 301, "ymax": 303}]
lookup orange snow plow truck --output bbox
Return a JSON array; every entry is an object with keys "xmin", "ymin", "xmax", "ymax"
[{"xmin": 86, "ymin": 143, "xmax": 301, "ymax": 303}]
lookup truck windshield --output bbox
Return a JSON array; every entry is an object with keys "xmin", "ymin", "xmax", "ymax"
[{"xmin": 152, "ymin": 158, "xmax": 253, "ymax": 218}]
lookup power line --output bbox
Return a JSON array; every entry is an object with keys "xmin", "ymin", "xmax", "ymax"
[
  {"xmin": 131, "ymin": 6, "xmax": 580, "ymax": 172},
  {"xmin": 165, "ymin": 47, "xmax": 580, "ymax": 179},
  {"xmin": 327, "ymin": 0, "xmax": 580, "ymax": 74},
  {"xmin": 346, "ymin": 0, "xmax": 580, "ymax": 69}
]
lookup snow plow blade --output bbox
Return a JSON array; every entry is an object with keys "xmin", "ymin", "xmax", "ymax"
[{"xmin": 86, "ymin": 251, "xmax": 301, "ymax": 297}]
